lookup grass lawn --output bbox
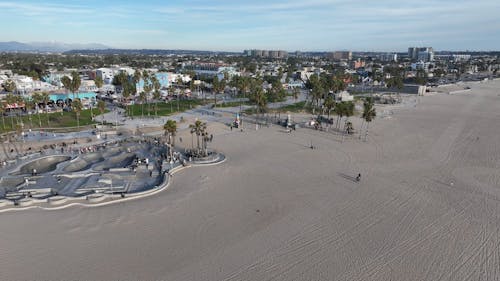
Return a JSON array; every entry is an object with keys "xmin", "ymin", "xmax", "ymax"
[
  {"xmin": 217, "ymin": 101, "xmax": 253, "ymax": 108},
  {"xmin": 126, "ymin": 99, "xmax": 208, "ymax": 117},
  {"xmin": 0, "ymin": 109, "xmax": 102, "ymax": 134}
]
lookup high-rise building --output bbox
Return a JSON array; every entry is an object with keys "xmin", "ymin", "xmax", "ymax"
[
  {"xmin": 381, "ymin": 53, "xmax": 398, "ymax": 62},
  {"xmin": 244, "ymin": 49, "xmax": 288, "ymax": 59},
  {"xmin": 408, "ymin": 47, "xmax": 434, "ymax": 62},
  {"xmin": 328, "ymin": 51, "xmax": 352, "ymax": 61}
]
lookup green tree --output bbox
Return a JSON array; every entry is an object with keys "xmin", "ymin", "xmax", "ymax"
[
  {"xmin": 343, "ymin": 101, "xmax": 355, "ymax": 136},
  {"xmin": 69, "ymin": 71, "xmax": 82, "ymax": 100},
  {"xmin": 23, "ymin": 97, "xmax": 34, "ymax": 128},
  {"xmin": 2, "ymin": 79, "xmax": 16, "ymax": 93},
  {"xmin": 97, "ymin": 100, "xmax": 106, "ymax": 126},
  {"xmin": 0, "ymin": 101, "xmax": 6, "ymax": 130},
  {"xmin": 361, "ymin": 97, "xmax": 376, "ymax": 141},
  {"xmin": 72, "ymin": 98, "xmax": 83, "ymax": 132},
  {"xmin": 151, "ymin": 76, "xmax": 161, "ymax": 117},
  {"xmin": 188, "ymin": 120, "xmax": 207, "ymax": 156},
  {"xmin": 41, "ymin": 92, "xmax": 51, "ymax": 126},
  {"xmin": 139, "ymin": 92, "xmax": 146, "ymax": 118},
  {"xmin": 5, "ymin": 94, "xmax": 18, "ymax": 128},
  {"xmin": 122, "ymin": 82, "xmax": 134, "ymax": 116},
  {"xmin": 250, "ymin": 87, "xmax": 267, "ymax": 120},
  {"xmin": 31, "ymin": 92, "xmax": 43, "ymax": 128},
  {"xmin": 293, "ymin": 87, "xmax": 300, "ymax": 101},
  {"xmin": 94, "ymin": 76, "xmax": 103, "ymax": 89},
  {"xmin": 212, "ymin": 76, "xmax": 225, "ymax": 108},
  {"xmin": 323, "ymin": 95, "xmax": 335, "ymax": 119},
  {"xmin": 133, "ymin": 70, "xmax": 142, "ymax": 87},
  {"xmin": 386, "ymin": 77, "xmax": 404, "ymax": 89},
  {"xmin": 142, "ymin": 70, "xmax": 151, "ymax": 116},
  {"xmin": 163, "ymin": 119, "xmax": 177, "ymax": 159}
]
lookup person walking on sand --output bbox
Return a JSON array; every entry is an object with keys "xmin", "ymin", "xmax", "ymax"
[{"xmin": 356, "ymin": 173, "xmax": 361, "ymax": 182}]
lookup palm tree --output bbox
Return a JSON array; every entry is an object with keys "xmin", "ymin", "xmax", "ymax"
[
  {"xmin": 139, "ymin": 92, "xmax": 146, "ymax": 118},
  {"xmin": 70, "ymin": 71, "xmax": 81, "ymax": 100},
  {"xmin": 293, "ymin": 87, "xmax": 300, "ymax": 101},
  {"xmin": 23, "ymin": 97, "xmax": 34, "ymax": 128},
  {"xmin": 32, "ymin": 92, "xmax": 43, "ymax": 128},
  {"xmin": 248, "ymin": 85, "xmax": 267, "ymax": 122},
  {"xmin": 212, "ymin": 76, "xmax": 225, "ymax": 108},
  {"xmin": 122, "ymin": 82, "xmax": 133, "ymax": 117},
  {"xmin": 333, "ymin": 102, "xmax": 344, "ymax": 129},
  {"xmin": 163, "ymin": 120, "xmax": 177, "ymax": 159},
  {"xmin": 151, "ymin": 76, "xmax": 161, "ymax": 117},
  {"xmin": 361, "ymin": 97, "xmax": 376, "ymax": 141},
  {"xmin": 60, "ymin": 75, "xmax": 72, "ymax": 108},
  {"xmin": 94, "ymin": 76, "xmax": 103, "ymax": 90},
  {"xmin": 72, "ymin": 98, "xmax": 83, "ymax": 132},
  {"xmin": 41, "ymin": 92, "xmax": 51, "ymax": 127},
  {"xmin": 133, "ymin": 70, "xmax": 142, "ymax": 91},
  {"xmin": 323, "ymin": 95, "xmax": 335, "ymax": 119},
  {"xmin": 188, "ymin": 120, "xmax": 206, "ymax": 156},
  {"xmin": 97, "ymin": 100, "xmax": 106, "ymax": 126},
  {"xmin": 5, "ymin": 94, "xmax": 17, "ymax": 129},
  {"xmin": 0, "ymin": 101, "xmax": 6, "ymax": 130},
  {"xmin": 142, "ymin": 70, "xmax": 151, "ymax": 116},
  {"xmin": 341, "ymin": 101, "xmax": 355, "ymax": 141}
]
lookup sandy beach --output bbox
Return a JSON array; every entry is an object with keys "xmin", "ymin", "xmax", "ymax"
[{"xmin": 1, "ymin": 80, "xmax": 500, "ymax": 280}]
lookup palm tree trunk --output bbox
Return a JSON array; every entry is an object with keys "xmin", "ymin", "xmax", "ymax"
[
  {"xmin": 1, "ymin": 115, "xmax": 5, "ymax": 130},
  {"xmin": 364, "ymin": 122, "xmax": 370, "ymax": 141},
  {"xmin": 37, "ymin": 112, "xmax": 42, "ymax": 128},
  {"xmin": 191, "ymin": 133, "xmax": 194, "ymax": 151},
  {"xmin": 196, "ymin": 134, "xmax": 200, "ymax": 151}
]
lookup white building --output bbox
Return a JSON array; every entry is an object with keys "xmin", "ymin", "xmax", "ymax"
[
  {"xmin": 96, "ymin": 68, "xmax": 115, "ymax": 84},
  {"xmin": 335, "ymin": 91, "xmax": 354, "ymax": 102}
]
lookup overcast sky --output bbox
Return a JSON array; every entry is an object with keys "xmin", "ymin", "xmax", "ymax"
[{"xmin": 1, "ymin": 0, "xmax": 499, "ymax": 51}]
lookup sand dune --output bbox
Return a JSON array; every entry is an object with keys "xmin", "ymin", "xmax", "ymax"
[{"xmin": 1, "ymin": 81, "xmax": 500, "ymax": 280}]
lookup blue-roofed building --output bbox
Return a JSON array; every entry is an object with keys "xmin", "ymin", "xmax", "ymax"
[{"xmin": 136, "ymin": 72, "xmax": 169, "ymax": 93}]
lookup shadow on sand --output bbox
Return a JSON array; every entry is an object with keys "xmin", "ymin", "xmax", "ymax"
[{"xmin": 338, "ymin": 172, "xmax": 359, "ymax": 183}]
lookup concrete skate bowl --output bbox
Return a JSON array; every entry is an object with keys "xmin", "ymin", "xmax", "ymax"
[
  {"xmin": 12, "ymin": 156, "xmax": 71, "ymax": 175},
  {"xmin": 93, "ymin": 153, "xmax": 136, "ymax": 171},
  {"xmin": 63, "ymin": 149, "xmax": 123, "ymax": 172},
  {"xmin": 0, "ymin": 178, "xmax": 26, "ymax": 197},
  {"xmin": 64, "ymin": 153, "xmax": 105, "ymax": 173}
]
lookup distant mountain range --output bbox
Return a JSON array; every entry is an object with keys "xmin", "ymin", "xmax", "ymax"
[
  {"xmin": 64, "ymin": 48, "xmax": 242, "ymax": 56},
  {"xmin": 0, "ymin": 41, "xmax": 109, "ymax": 52}
]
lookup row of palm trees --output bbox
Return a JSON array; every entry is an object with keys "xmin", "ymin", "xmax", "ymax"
[
  {"xmin": 0, "ymin": 91, "xmax": 108, "ymax": 133},
  {"xmin": 162, "ymin": 119, "xmax": 212, "ymax": 160}
]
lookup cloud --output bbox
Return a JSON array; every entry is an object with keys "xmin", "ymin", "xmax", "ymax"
[{"xmin": 0, "ymin": 1, "xmax": 93, "ymax": 16}]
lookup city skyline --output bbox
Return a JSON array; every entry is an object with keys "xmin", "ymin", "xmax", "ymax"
[{"xmin": 1, "ymin": 0, "xmax": 499, "ymax": 52}]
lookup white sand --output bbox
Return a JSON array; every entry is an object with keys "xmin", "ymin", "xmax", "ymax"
[{"xmin": 2, "ymin": 81, "xmax": 500, "ymax": 281}]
